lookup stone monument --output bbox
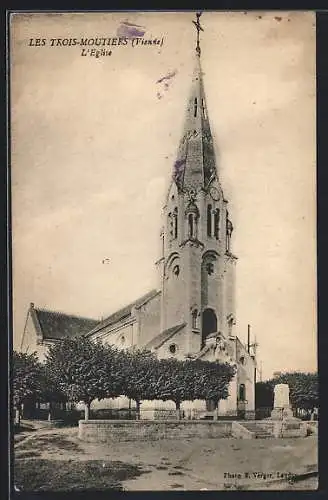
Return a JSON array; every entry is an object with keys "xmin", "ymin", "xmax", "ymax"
[
  {"xmin": 270, "ymin": 383, "xmax": 294, "ymax": 420},
  {"xmin": 267, "ymin": 383, "xmax": 307, "ymax": 438}
]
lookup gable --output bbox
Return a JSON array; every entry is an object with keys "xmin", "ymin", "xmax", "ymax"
[
  {"xmin": 147, "ymin": 323, "xmax": 187, "ymax": 360},
  {"xmin": 145, "ymin": 323, "xmax": 186, "ymax": 350},
  {"xmin": 20, "ymin": 309, "xmax": 41, "ymax": 353}
]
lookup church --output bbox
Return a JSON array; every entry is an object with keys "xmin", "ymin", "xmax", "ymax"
[{"xmin": 19, "ymin": 14, "xmax": 257, "ymax": 419}]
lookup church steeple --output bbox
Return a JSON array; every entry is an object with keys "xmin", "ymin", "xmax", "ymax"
[
  {"xmin": 173, "ymin": 12, "xmax": 217, "ymax": 192},
  {"xmin": 159, "ymin": 13, "xmax": 236, "ymax": 355}
]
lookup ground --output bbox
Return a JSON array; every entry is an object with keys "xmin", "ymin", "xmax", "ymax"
[{"xmin": 14, "ymin": 421, "xmax": 318, "ymax": 491}]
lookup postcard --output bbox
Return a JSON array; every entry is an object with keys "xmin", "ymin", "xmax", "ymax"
[{"xmin": 10, "ymin": 11, "xmax": 317, "ymax": 492}]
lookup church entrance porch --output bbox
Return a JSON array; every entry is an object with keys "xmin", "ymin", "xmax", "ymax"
[{"xmin": 201, "ymin": 308, "xmax": 217, "ymax": 348}]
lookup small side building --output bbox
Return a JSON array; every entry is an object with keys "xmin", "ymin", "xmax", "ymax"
[{"xmin": 19, "ymin": 302, "xmax": 99, "ymax": 362}]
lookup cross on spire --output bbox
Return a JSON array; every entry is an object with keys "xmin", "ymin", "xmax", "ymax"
[{"xmin": 192, "ymin": 11, "xmax": 204, "ymax": 57}]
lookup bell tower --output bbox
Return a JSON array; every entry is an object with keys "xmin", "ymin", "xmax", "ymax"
[{"xmin": 159, "ymin": 13, "xmax": 237, "ymax": 356}]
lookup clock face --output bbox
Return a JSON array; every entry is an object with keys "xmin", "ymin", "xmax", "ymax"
[{"xmin": 209, "ymin": 186, "xmax": 220, "ymax": 201}]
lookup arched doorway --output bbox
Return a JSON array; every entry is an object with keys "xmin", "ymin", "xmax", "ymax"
[
  {"xmin": 239, "ymin": 384, "xmax": 246, "ymax": 402},
  {"xmin": 201, "ymin": 308, "xmax": 217, "ymax": 348}
]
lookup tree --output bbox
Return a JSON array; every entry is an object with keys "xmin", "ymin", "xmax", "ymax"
[
  {"xmin": 255, "ymin": 381, "xmax": 274, "ymax": 409},
  {"xmin": 153, "ymin": 358, "xmax": 198, "ymax": 419},
  {"xmin": 13, "ymin": 351, "xmax": 44, "ymax": 425},
  {"xmin": 121, "ymin": 349, "xmax": 159, "ymax": 420},
  {"xmin": 38, "ymin": 365, "xmax": 68, "ymax": 421},
  {"xmin": 139, "ymin": 357, "xmax": 236, "ymax": 420},
  {"xmin": 269, "ymin": 371, "xmax": 318, "ymax": 411},
  {"xmin": 193, "ymin": 360, "xmax": 236, "ymax": 419},
  {"xmin": 45, "ymin": 337, "xmax": 124, "ymax": 421}
]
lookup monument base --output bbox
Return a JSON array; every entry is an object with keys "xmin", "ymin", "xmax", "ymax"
[
  {"xmin": 266, "ymin": 385, "xmax": 307, "ymax": 438},
  {"xmin": 270, "ymin": 407, "xmax": 294, "ymax": 420},
  {"xmin": 264, "ymin": 408, "xmax": 307, "ymax": 438},
  {"xmin": 275, "ymin": 419, "xmax": 307, "ymax": 438}
]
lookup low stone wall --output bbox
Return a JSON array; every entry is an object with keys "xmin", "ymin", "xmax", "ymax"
[
  {"xmin": 78, "ymin": 419, "xmax": 232, "ymax": 443},
  {"xmin": 140, "ymin": 409, "xmax": 177, "ymax": 420},
  {"xmin": 140, "ymin": 408, "xmax": 216, "ymax": 420}
]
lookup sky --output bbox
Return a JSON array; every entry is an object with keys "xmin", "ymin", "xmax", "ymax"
[{"xmin": 10, "ymin": 11, "xmax": 316, "ymax": 380}]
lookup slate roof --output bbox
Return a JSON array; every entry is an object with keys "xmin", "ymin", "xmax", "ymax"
[
  {"xmin": 145, "ymin": 323, "xmax": 186, "ymax": 350},
  {"xmin": 173, "ymin": 54, "xmax": 218, "ymax": 192},
  {"xmin": 85, "ymin": 289, "xmax": 160, "ymax": 336},
  {"xmin": 32, "ymin": 306, "xmax": 99, "ymax": 341}
]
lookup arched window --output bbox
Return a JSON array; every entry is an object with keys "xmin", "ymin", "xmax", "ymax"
[
  {"xmin": 168, "ymin": 212, "xmax": 173, "ymax": 239},
  {"xmin": 194, "ymin": 98, "xmax": 198, "ymax": 117},
  {"xmin": 228, "ymin": 317, "xmax": 234, "ymax": 337},
  {"xmin": 226, "ymin": 219, "xmax": 233, "ymax": 252},
  {"xmin": 173, "ymin": 264, "xmax": 180, "ymax": 277},
  {"xmin": 188, "ymin": 213, "xmax": 194, "ymax": 239},
  {"xmin": 225, "ymin": 211, "xmax": 233, "ymax": 252},
  {"xmin": 202, "ymin": 99, "xmax": 207, "ymax": 119},
  {"xmin": 207, "ymin": 204, "xmax": 212, "ymax": 237},
  {"xmin": 239, "ymin": 384, "xmax": 246, "ymax": 401},
  {"xmin": 206, "ymin": 262, "xmax": 214, "ymax": 275},
  {"xmin": 192, "ymin": 309, "xmax": 198, "ymax": 329},
  {"xmin": 173, "ymin": 207, "xmax": 178, "ymax": 239},
  {"xmin": 214, "ymin": 209, "xmax": 220, "ymax": 240}
]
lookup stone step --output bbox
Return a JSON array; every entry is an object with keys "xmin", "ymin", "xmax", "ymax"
[
  {"xmin": 254, "ymin": 432, "xmax": 273, "ymax": 438},
  {"xmin": 241, "ymin": 422, "xmax": 273, "ymax": 438}
]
